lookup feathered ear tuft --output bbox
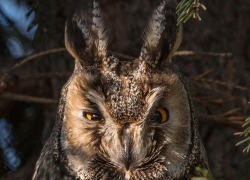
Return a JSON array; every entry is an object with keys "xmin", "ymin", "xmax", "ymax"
[
  {"xmin": 139, "ymin": 0, "xmax": 182, "ymax": 68},
  {"xmin": 65, "ymin": 1, "xmax": 108, "ymax": 67}
]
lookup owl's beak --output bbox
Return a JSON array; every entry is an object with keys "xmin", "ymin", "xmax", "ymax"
[
  {"xmin": 124, "ymin": 146, "xmax": 131, "ymax": 171},
  {"xmin": 122, "ymin": 123, "xmax": 132, "ymax": 171}
]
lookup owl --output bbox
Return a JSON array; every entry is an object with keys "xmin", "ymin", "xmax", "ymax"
[{"xmin": 32, "ymin": 0, "xmax": 211, "ymax": 179}]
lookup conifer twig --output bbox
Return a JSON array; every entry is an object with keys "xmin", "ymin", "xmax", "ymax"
[
  {"xmin": 236, "ymin": 103, "xmax": 250, "ymax": 153},
  {"xmin": 176, "ymin": 0, "xmax": 206, "ymax": 25}
]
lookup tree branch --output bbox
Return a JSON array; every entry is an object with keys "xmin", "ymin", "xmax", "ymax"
[
  {"xmin": 17, "ymin": 72, "xmax": 71, "ymax": 80},
  {"xmin": 197, "ymin": 114, "xmax": 244, "ymax": 131},
  {"xmin": 174, "ymin": 51, "xmax": 232, "ymax": 57},
  {"xmin": 0, "ymin": 48, "xmax": 233, "ymax": 91},
  {"xmin": 189, "ymin": 78, "xmax": 250, "ymax": 92},
  {"xmin": 0, "ymin": 48, "xmax": 67, "ymax": 89},
  {"xmin": 0, "ymin": 92, "xmax": 58, "ymax": 104}
]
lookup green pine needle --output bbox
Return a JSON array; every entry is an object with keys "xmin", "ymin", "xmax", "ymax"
[
  {"xmin": 236, "ymin": 113, "xmax": 250, "ymax": 153},
  {"xmin": 176, "ymin": 0, "xmax": 206, "ymax": 25}
]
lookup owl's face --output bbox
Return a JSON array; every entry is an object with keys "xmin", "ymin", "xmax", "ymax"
[
  {"xmin": 60, "ymin": 59, "xmax": 197, "ymax": 179},
  {"xmin": 58, "ymin": 0, "xmax": 204, "ymax": 179}
]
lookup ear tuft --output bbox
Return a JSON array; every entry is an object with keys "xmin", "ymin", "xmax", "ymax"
[
  {"xmin": 139, "ymin": 0, "xmax": 182, "ymax": 68},
  {"xmin": 65, "ymin": 1, "xmax": 108, "ymax": 67}
]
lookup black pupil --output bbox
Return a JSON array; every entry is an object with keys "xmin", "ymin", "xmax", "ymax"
[
  {"xmin": 91, "ymin": 114, "xmax": 101, "ymax": 121},
  {"xmin": 154, "ymin": 111, "xmax": 162, "ymax": 122}
]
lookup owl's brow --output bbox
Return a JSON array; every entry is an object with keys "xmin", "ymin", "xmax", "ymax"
[
  {"xmin": 85, "ymin": 89, "xmax": 111, "ymax": 118},
  {"xmin": 143, "ymin": 87, "xmax": 168, "ymax": 119}
]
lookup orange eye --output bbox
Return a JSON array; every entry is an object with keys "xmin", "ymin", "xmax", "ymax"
[
  {"xmin": 154, "ymin": 108, "xmax": 169, "ymax": 123},
  {"xmin": 84, "ymin": 112, "xmax": 104, "ymax": 121}
]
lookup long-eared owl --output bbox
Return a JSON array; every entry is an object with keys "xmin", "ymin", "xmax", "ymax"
[{"xmin": 33, "ymin": 0, "xmax": 211, "ymax": 179}]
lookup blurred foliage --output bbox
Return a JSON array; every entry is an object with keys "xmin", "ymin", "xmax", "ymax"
[
  {"xmin": 192, "ymin": 167, "xmax": 214, "ymax": 180},
  {"xmin": 0, "ymin": 0, "xmax": 37, "ymax": 57},
  {"xmin": 0, "ymin": 102, "xmax": 44, "ymax": 174}
]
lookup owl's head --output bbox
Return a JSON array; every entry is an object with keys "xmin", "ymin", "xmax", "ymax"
[{"xmin": 60, "ymin": 0, "xmax": 206, "ymax": 179}]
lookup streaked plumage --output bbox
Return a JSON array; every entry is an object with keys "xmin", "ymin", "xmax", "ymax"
[{"xmin": 33, "ymin": 0, "xmax": 211, "ymax": 179}]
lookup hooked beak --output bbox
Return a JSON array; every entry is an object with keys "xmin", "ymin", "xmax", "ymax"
[{"xmin": 122, "ymin": 123, "xmax": 132, "ymax": 171}]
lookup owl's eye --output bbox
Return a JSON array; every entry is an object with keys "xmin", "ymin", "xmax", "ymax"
[
  {"xmin": 84, "ymin": 112, "xmax": 104, "ymax": 121},
  {"xmin": 154, "ymin": 108, "xmax": 169, "ymax": 123}
]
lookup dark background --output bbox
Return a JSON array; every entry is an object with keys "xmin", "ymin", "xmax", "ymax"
[{"xmin": 0, "ymin": 0, "xmax": 250, "ymax": 179}]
